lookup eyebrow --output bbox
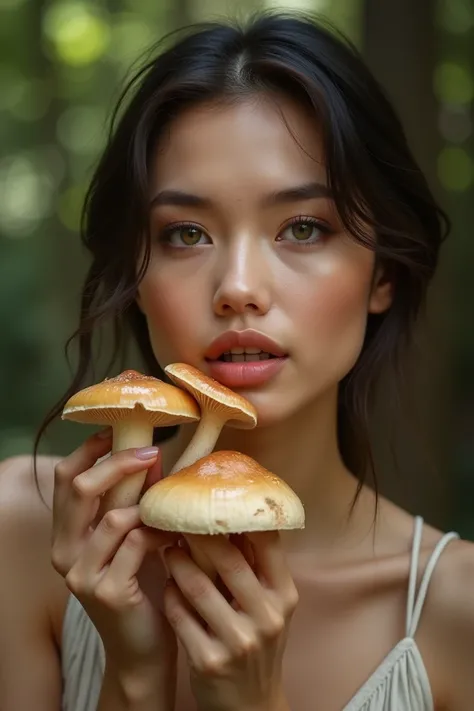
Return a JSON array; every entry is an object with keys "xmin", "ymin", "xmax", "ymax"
[{"xmin": 149, "ymin": 181, "xmax": 333, "ymax": 209}]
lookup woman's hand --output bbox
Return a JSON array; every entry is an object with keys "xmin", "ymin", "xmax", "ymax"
[
  {"xmin": 162, "ymin": 530, "xmax": 298, "ymax": 711},
  {"xmin": 50, "ymin": 430, "xmax": 180, "ymax": 698}
]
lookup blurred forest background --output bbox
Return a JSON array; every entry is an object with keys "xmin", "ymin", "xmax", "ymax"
[{"xmin": 0, "ymin": 0, "xmax": 473, "ymax": 534}]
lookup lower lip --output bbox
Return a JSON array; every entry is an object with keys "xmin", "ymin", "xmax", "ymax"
[{"xmin": 206, "ymin": 357, "xmax": 287, "ymax": 388}]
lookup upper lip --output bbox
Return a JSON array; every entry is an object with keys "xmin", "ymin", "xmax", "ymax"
[{"xmin": 205, "ymin": 329, "xmax": 287, "ymax": 360}]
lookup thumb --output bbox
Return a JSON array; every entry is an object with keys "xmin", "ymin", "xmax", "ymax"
[{"xmin": 141, "ymin": 447, "xmax": 163, "ymax": 494}]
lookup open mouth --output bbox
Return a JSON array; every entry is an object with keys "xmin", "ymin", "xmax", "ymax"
[
  {"xmin": 205, "ymin": 339, "xmax": 288, "ymax": 387},
  {"xmin": 216, "ymin": 349, "xmax": 279, "ymax": 362}
]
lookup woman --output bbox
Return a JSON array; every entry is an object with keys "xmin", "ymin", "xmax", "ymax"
[{"xmin": 0, "ymin": 10, "xmax": 472, "ymax": 711}]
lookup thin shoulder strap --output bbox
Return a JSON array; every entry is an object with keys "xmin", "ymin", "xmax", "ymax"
[{"xmin": 405, "ymin": 515, "xmax": 460, "ymax": 638}]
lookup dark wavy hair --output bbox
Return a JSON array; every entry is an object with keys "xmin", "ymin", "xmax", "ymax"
[{"xmin": 34, "ymin": 9, "xmax": 450, "ymax": 510}]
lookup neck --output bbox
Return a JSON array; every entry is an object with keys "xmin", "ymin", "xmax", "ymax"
[{"xmin": 161, "ymin": 386, "xmax": 376, "ymax": 556}]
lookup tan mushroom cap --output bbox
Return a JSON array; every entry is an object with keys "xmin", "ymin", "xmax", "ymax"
[
  {"xmin": 140, "ymin": 450, "xmax": 305, "ymax": 535},
  {"xmin": 62, "ymin": 369, "xmax": 200, "ymax": 426},
  {"xmin": 164, "ymin": 363, "xmax": 257, "ymax": 429}
]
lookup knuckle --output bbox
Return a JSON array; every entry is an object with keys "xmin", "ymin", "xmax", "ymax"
[
  {"xmin": 64, "ymin": 569, "xmax": 87, "ymax": 596},
  {"xmin": 188, "ymin": 575, "xmax": 210, "ymax": 601},
  {"xmin": 165, "ymin": 599, "xmax": 185, "ymax": 628},
  {"xmin": 101, "ymin": 509, "xmax": 127, "ymax": 534},
  {"xmin": 54, "ymin": 460, "xmax": 71, "ymax": 484},
  {"xmin": 257, "ymin": 598, "xmax": 286, "ymax": 638},
  {"xmin": 71, "ymin": 473, "xmax": 94, "ymax": 498},
  {"xmin": 284, "ymin": 585, "xmax": 300, "ymax": 614},
  {"xmin": 166, "ymin": 608, "xmax": 183, "ymax": 627},
  {"xmin": 50, "ymin": 545, "xmax": 70, "ymax": 577},
  {"xmin": 233, "ymin": 630, "xmax": 259, "ymax": 656},
  {"xmin": 220, "ymin": 553, "xmax": 247, "ymax": 577},
  {"xmin": 195, "ymin": 651, "xmax": 226, "ymax": 677},
  {"xmin": 124, "ymin": 528, "xmax": 147, "ymax": 550},
  {"xmin": 261, "ymin": 612, "xmax": 285, "ymax": 639},
  {"xmin": 94, "ymin": 579, "xmax": 119, "ymax": 607}
]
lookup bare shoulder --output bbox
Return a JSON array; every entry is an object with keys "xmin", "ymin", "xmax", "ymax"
[
  {"xmin": 421, "ymin": 529, "xmax": 474, "ymax": 710},
  {"xmin": 0, "ymin": 452, "xmax": 59, "ymax": 508},
  {"xmin": 0, "ymin": 453, "xmax": 65, "ymax": 612},
  {"xmin": 0, "ymin": 452, "xmax": 65, "ymax": 607},
  {"xmin": 425, "ymin": 532, "xmax": 474, "ymax": 632},
  {"xmin": 0, "ymin": 454, "xmax": 66, "ymax": 710}
]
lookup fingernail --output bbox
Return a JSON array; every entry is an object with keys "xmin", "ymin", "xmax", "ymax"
[
  {"xmin": 97, "ymin": 427, "xmax": 113, "ymax": 439},
  {"xmin": 135, "ymin": 446, "xmax": 159, "ymax": 460}
]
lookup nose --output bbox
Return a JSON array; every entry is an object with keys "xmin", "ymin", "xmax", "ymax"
[{"xmin": 212, "ymin": 238, "xmax": 271, "ymax": 317}]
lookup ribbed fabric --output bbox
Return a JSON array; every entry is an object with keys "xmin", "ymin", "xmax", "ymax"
[
  {"xmin": 61, "ymin": 516, "xmax": 459, "ymax": 711},
  {"xmin": 61, "ymin": 595, "xmax": 105, "ymax": 711},
  {"xmin": 342, "ymin": 517, "xmax": 459, "ymax": 711}
]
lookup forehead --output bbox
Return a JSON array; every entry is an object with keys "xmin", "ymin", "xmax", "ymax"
[{"xmin": 149, "ymin": 94, "xmax": 326, "ymax": 190}]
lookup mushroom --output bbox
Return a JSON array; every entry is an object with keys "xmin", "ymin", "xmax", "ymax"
[
  {"xmin": 140, "ymin": 450, "xmax": 305, "ymax": 534},
  {"xmin": 61, "ymin": 369, "xmax": 200, "ymax": 510},
  {"xmin": 139, "ymin": 450, "xmax": 305, "ymax": 578},
  {"xmin": 164, "ymin": 363, "xmax": 257, "ymax": 474}
]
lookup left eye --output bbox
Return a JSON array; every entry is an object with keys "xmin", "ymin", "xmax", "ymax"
[
  {"xmin": 278, "ymin": 218, "xmax": 329, "ymax": 244},
  {"xmin": 160, "ymin": 224, "xmax": 211, "ymax": 247}
]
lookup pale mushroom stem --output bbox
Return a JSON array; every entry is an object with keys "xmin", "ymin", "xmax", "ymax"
[
  {"xmin": 101, "ymin": 416, "xmax": 154, "ymax": 512},
  {"xmin": 170, "ymin": 410, "xmax": 227, "ymax": 581},
  {"xmin": 170, "ymin": 410, "xmax": 225, "ymax": 474}
]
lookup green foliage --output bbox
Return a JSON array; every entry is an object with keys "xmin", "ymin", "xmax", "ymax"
[{"xmin": 0, "ymin": 0, "xmax": 472, "ymax": 536}]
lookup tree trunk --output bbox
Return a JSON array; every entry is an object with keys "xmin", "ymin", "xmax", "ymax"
[{"xmin": 362, "ymin": 0, "xmax": 453, "ymax": 529}]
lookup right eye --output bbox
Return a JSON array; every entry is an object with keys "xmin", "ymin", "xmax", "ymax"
[{"xmin": 158, "ymin": 222, "xmax": 211, "ymax": 248}]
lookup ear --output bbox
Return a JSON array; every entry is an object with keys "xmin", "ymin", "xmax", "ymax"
[{"xmin": 368, "ymin": 264, "xmax": 393, "ymax": 314}]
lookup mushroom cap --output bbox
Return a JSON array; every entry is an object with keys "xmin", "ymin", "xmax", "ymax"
[
  {"xmin": 62, "ymin": 369, "xmax": 201, "ymax": 426},
  {"xmin": 139, "ymin": 450, "xmax": 305, "ymax": 534},
  {"xmin": 164, "ymin": 363, "xmax": 257, "ymax": 429}
]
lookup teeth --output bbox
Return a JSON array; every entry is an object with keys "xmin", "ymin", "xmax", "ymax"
[
  {"xmin": 221, "ymin": 352, "xmax": 272, "ymax": 362},
  {"xmin": 229, "ymin": 347, "xmax": 262, "ymax": 355}
]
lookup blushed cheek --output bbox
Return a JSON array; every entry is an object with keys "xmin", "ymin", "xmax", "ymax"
[
  {"xmin": 300, "ymin": 267, "xmax": 372, "ymax": 377},
  {"xmin": 138, "ymin": 278, "xmax": 199, "ymax": 365}
]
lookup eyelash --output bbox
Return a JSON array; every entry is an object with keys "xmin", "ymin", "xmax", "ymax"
[
  {"xmin": 157, "ymin": 215, "xmax": 333, "ymax": 248},
  {"xmin": 280, "ymin": 215, "xmax": 333, "ymax": 246}
]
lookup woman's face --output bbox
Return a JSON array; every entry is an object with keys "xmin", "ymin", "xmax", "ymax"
[{"xmin": 138, "ymin": 94, "xmax": 392, "ymax": 426}]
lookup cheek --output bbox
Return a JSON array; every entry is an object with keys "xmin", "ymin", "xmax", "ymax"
[
  {"xmin": 138, "ymin": 271, "xmax": 201, "ymax": 363},
  {"xmin": 295, "ymin": 256, "xmax": 373, "ymax": 373}
]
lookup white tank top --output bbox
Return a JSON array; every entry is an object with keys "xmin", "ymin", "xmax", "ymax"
[{"xmin": 60, "ymin": 516, "xmax": 459, "ymax": 711}]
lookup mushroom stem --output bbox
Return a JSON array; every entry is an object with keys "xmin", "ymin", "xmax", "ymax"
[
  {"xmin": 170, "ymin": 410, "xmax": 224, "ymax": 474},
  {"xmin": 170, "ymin": 410, "xmax": 226, "ymax": 579},
  {"xmin": 102, "ymin": 416, "xmax": 154, "ymax": 512}
]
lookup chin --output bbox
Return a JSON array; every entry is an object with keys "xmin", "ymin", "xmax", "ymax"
[
  {"xmin": 253, "ymin": 409, "xmax": 291, "ymax": 428},
  {"xmin": 232, "ymin": 388, "xmax": 304, "ymax": 428},
  {"xmin": 236, "ymin": 371, "xmax": 341, "ymax": 427}
]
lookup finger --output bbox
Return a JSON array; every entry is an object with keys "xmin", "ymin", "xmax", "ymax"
[
  {"xmin": 204, "ymin": 533, "xmax": 296, "ymax": 635},
  {"xmin": 186, "ymin": 534, "xmax": 295, "ymax": 633},
  {"xmin": 229, "ymin": 533, "xmax": 255, "ymax": 569},
  {"xmin": 54, "ymin": 448, "xmax": 159, "ymax": 557},
  {"xmin": 163, "ymin": 577, "xmax": 224, "ymax": 667},
  {"xmin": 245, "ymin": 531, "xmax": 295, "ymax": 593},
  {"xmin": 184, "ymin": 535, "xmax": 273, "ymax": 622},
  {"xmin": 73, "ymin": 447, "xmax": 159, "ymax": 499},
  {"xmin": 69, "ymin": 506, "xmax": 142, "ymax": 579},
  {"xmin": 71, "ymin": 516, "xmax": 178, "ymax": 594},
  {"xmin": 53, "ymin": 429, "xmax": 113, "ymax": 514},
  {"xmin": 165, "ymin": 546, "xmax": 246, "ymax": 648},
  {"xmin": 141, "ymin": 450, "xmax": 163, "ymax": 495},
  {"xmin": 109, "ymin": 528, "xmax": 179, "ymax": 582}
]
